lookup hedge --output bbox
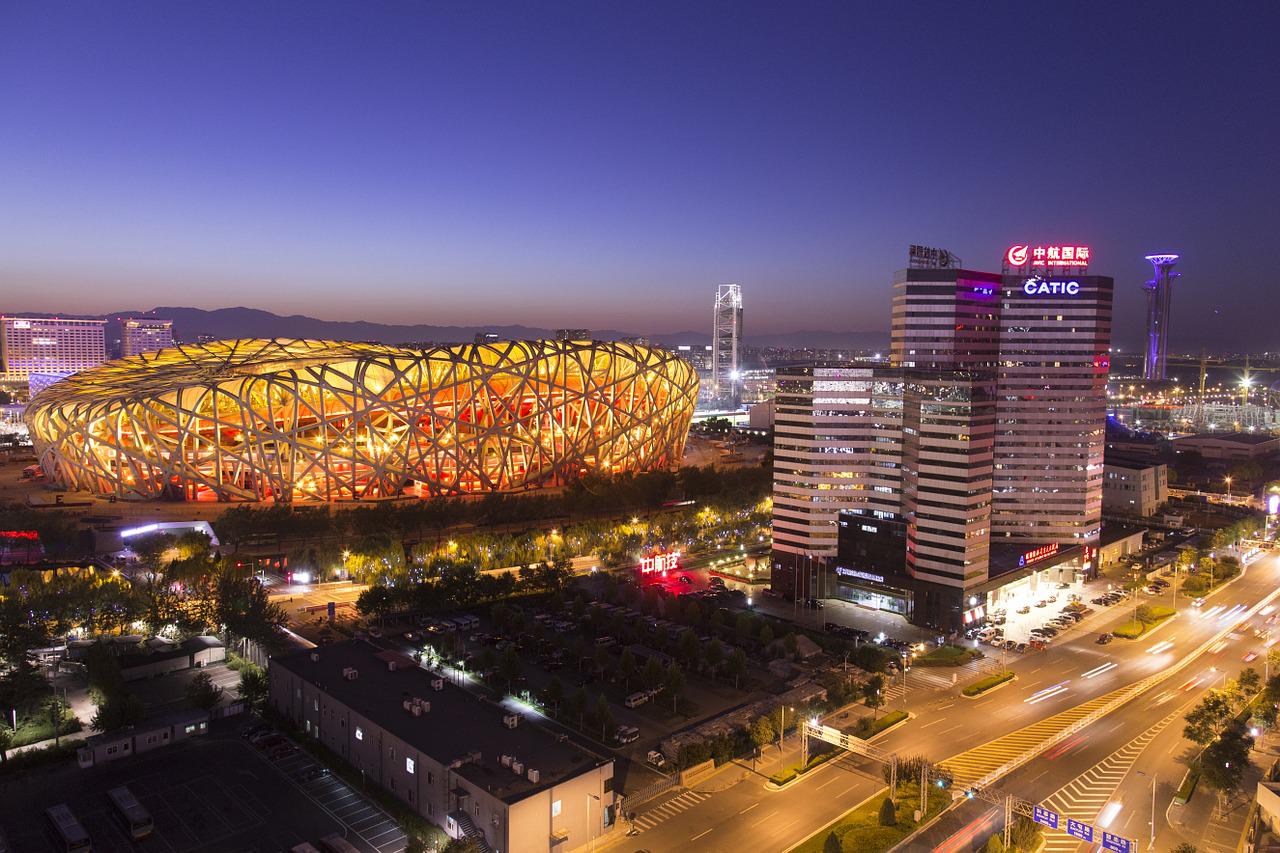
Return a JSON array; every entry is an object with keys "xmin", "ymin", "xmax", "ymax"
[
  {"xmin": 853, "ymin": 710, "xmax": 908, "ymax": 739},
  {"xmin": 914, "ymin": 645, "xmax": 981, "ymax": 667},
  {"xmin": 1113, "ymin": 605, "xmax": 1175, "ymax": 640},
  {"xmin": 962, "ymin": 670, "xmax": 1015, "ymax": 697}
]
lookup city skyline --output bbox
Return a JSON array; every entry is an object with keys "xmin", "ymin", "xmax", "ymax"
[{"xmin": 3, "ymin": 3, "xmax": 1278, "ymax": 350}]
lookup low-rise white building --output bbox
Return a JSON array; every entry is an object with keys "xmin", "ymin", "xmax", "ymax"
[
  {"xmin": 1103, "ymin": 456, "xmax": 1168, "ymax": 517},
  {"xmin": 270, "ymin": 641, "xmax": 618, "ymax": 853}
]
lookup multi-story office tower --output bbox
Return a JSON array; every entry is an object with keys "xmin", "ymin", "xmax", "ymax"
[
  {"xmin": 0, "ymin": 316, "xmax": 107, "ymax": 394},
  {"xmin": 991, "ymin": 273, "xmax": 1114, "ymax": 545},
  {"xmin": 770, "ymin": 363, "xmax": 904, "ymax": 597},
  {"xmin": 554, "ymin": 328, "xmax": 591, "ymax": 342},
  {"xmin": 711, "ymin": 284, "xmax": 743, "ymax": 402},
  {"xmin": 891, "ymin": 270, "xmax": 1001, "ymax": 626},
  {"xmin": 1141, "ymin": 254, "xmax": 1180, "ymax": 381},
  {"xmin": 121, "ymin": 318, "xmax": 175, "ymax": 357}
]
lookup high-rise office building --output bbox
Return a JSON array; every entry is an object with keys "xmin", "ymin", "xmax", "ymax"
[
  {"xmin": 121, "ymin": 318, "xmax": 175, "ymax": 357},
  {"xmin": 769, "ymin": 363, "xmax": 903, "ymax": 599},
  {"xmin": 711, "ymin": 284, "xmax": 743, "ymax": 403},
  {"xmin": 770, "ymin": 246, "xmax": 1112, "ymax": 629},
  {"xmin": 891, "ymin": 270, "xmax": 1001, "ymax": 624},
  {"xmin": 991, "ymin": 271, "xmax": 1113, "ymax": 545},
  {"xmin": 0, "ymin": 316, "xmax": 107, "ymax": 396}
]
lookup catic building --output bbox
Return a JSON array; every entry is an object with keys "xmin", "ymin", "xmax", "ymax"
[
  {"xmin": 770, "ymin": 246, "xmax": 1114, "ymax": 629},
  {"xmin": 25, "ymin": 338, "xmax": 697, "ymax": 502}
]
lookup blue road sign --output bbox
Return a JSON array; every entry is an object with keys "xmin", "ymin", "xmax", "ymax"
[
  {"xmin": 1032, "ymin": 805, "xmax": 1059, "ymax": 830},
  {"xmin": 1065, "ymin": 819, "xmax": 1094, "ymax": 842},
  {"xmin": 1102, "ymin": 832, "xmax": 1133, "ymax": 853}
]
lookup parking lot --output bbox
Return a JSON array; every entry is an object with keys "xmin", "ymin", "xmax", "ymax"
[{"xmin": 0, "ymin": 724, "xmax": 406, "ymax": 853}]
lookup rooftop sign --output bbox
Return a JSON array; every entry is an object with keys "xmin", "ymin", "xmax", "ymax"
[
  {"xmin": 1004, "ymin": 244, "xmax": 1091, "ymax": 273},
  {"xmin": 1018, "ymin": 543, "xmax": 1060, "ymax": 568}
]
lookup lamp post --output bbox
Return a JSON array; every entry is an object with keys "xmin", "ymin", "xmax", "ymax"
[
  {"xmin": 586, "ymin": 792, "xmax": 600, "ymax": 853},
  {"xmin": 1135, "ymin": 770, "xmax": 1156, "ymax": 851},
  {"xmin": 1225, "ymin": 476, "xmax": 1233, "ymax": 502}
]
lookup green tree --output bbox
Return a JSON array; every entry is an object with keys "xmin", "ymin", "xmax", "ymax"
[
  {"xmin": 1171, "ymin": 844, "xmax": 1198, "ymax": 853},
  {"xmin": 594, "ymin": 694, "xmax": 615, "ymax": 741},
  {"xmin": 1200, "ymin": 718, "xmax": 1253, "ymax": 796},
  {"xmin": 237, "ymin": 664, "xmax": 269, "ymax": 710},
  {"xmin": 748, "ymin": 715, "xmax": 775, "ymax": 753},
  {"xmin": 862, "ymin": 674, "xmax": 886, "ymax": 720},
  {"xmin": 982, "ymin": 835, "xmax": 1006, "ymax": 853},
  {"xmin": 498, "ymin": 646, "xmax": 522, "ymax": 693},
  {"xmin": 620, "ymin": 648, "xmax": 638, "ymax": 691},
  {"xmin": 569, "ymin": 687, "xmax": 589, "ymax": 727},
  {"xmin": 0, "ymin": 725, "xmax": 9, "ymax": 767},
  {"xmin": 642, "ymin": 656, "xmax": 665, "ymax": 692},
  {"xmin": 664, "ymin": 664, "xmax": 686, "ymax": 714},
  {"xmin": 186, "ymin": 670, "xmax": 224, "ymax": 711},
  {"xmin": 543, "ymin": 676, "xmax": 565, "ymax": 715},
  {"xmin": 726, "ymin": 647, "xmax": 748, "ymax": 689},
  {"xmin": 704, "ymin": 638, "xmax": 724, "ymax": 677},
  {"xmin": 678, "ymin": 629, "xmax": 699, "ymax": 665},
  {"xmin": 877, "ymin": 796, "xmax": 897, "ymax": 826},
  {"xmin": 823, "ymin": 831, "xmax": 841, "ymax": 853},
  {"xmin": 1237, "ymin": 667, "xmax": 1262, "ymax": 697},
  {"xmin": 758, "ymin": 622, "xmax": 774, "ymax": 650},
  {"xmin": 91, "ymin": 691, "xmax": 145, "ymax": 732},
  {"xmin": 1184, "ymin": 692, "xmax": 1234, "ymax": 746}
]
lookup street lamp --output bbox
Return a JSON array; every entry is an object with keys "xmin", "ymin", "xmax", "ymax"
[
  {"xmin": 586, "ymin": 793, "xmax": 600, "ymax": 853},
  {"xmin": 1225, "ymin": 476, "xmax": 1233, "ymax": 502},
  {"xmin": 1134, "ymin": 770, "xmax": 1156, "ymax": 851}
]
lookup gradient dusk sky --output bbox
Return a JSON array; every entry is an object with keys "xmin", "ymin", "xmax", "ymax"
[{"xmin": 2, "ymin": 2, "xmax": 1277, "ymax": 349}]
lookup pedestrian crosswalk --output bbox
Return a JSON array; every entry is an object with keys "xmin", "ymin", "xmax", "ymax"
[
  {"xmin": 1038, "ymin": 710, "xmax": 1180, "ymax": 853},
  {"xmin": 938, "ymin": 686, "xmax": 1131, "ymax": 787},
  {"xmin": 630, "ymin": 789, "xmax": 709, "ymax": 832}
]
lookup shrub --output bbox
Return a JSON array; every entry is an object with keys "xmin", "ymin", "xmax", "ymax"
[
  {"xmin": 878, "ymin": 796, "xmax": 897, "ymax": 826},
  {"xmin": 962, "ymin": 670, "xmax": 1014, "ymax": 697}
]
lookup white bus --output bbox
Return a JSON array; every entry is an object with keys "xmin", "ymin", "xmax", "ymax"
[
  {"xmin": 44, "ymin": 804, "xmax": 91, "ymax": 853},
  {"xmin": 107, "ymin": 785, "xmax": 153, "ymax": 840},
  {"xmin": 318, "ymin": 835, "xmax": 362, "ymax": 853}
]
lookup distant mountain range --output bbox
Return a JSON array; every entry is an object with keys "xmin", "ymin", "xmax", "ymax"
[{"xmin": 13, "ymin": 306, "xmax": 887, "ymax": 350}]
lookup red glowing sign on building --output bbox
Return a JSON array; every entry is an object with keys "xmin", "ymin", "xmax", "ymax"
[
  {"xmin": 0, "ymin": 530, "xmax": 39, "ymax": 541},
  {"xmin": 1093, "ymin": 353, "xmax": 1111, "ymax": 372},
  {"xmin": 640, "ymin": 552, "xmax": 680, "ymax": 574},
  {"xmin": 1005, "ymin": 245, "xmax": 1091, "ymax": 269},
  {"xmin": 1018, "ymin": 542, "xmax": 1060, "ymax": 568}
]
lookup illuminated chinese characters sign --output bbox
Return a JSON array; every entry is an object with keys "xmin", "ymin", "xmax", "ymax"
[
  {"xmin": 1005, "ymin": 244, "xmax": 1091, "ymax": 270},
  {"xmin": 1018, "ymin": 543, "xmax": 1060, "ymax": 568},
  {"xmin": 640, "ymin": 552, "xmax": 680, "ymax": 574},
  {"xmin": 1022, "ymin": 278, "xmax": 1081, "ymax": 296}
]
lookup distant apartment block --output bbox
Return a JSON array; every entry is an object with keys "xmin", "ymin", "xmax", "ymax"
[
  {"xmin": 121, "ymin": 317, "xmax": 175, "ymax": 357},
  {"xmin": 1103, "ymin": 456, "xmax": 1168, "ymax": 517},
  {"xmin": 0, "ymin": 316, "xmax": 107, "ymax": 396}
]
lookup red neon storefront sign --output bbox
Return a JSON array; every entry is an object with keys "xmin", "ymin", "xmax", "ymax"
[
  {"xmin": 1018, "ymin": 543, "xmax": 1060, "ymax": 568},
  {"xmin": 640, "ymin": 552, "xmax": 680, "ymax": 574},
  {"xmin": 1006, "ymin": 244, "xmax": 1091, "ymax": 269},
  {"xmin": 0, "ymin": 530, "xmax": 39, "ymax": 541}
]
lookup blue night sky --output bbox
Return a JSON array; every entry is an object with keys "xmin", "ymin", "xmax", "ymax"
[{"xmin": 1, "ymin": 2, "xmax": 1277, "ymax": 349}]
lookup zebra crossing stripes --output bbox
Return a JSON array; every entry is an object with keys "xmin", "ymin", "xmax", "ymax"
[
  {"xmin": 938, "ymin": 686, "xmax": 1131, "ymax": 788},
  {"xmin": 631, "ymin": 789, "xmax": 709, "ymax": 831},
  {"xmin": 1038, "ymin": 710, "xmax": 1181, "ymax": 853}
]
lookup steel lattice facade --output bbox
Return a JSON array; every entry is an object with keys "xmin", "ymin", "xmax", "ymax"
[{"xmin": 25, "ymin": 338, "xmax": 698, "ymax": 502}]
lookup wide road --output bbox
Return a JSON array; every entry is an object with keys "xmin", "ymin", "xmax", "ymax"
[{"xmin": 717, "ymin": 551, "xmax": 1280, "ymax": 853}]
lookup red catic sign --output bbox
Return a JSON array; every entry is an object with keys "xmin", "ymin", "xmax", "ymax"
[
  {"xmin": 1006, "ymin": 244, "xmax": 1091, "ymax": 269},
  {"xmin": 640, "ymin": 552, "xmax": 680, "ymax": 574}
]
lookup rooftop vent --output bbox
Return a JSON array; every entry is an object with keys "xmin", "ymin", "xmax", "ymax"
[
  {"xmin": 512, "ymin": 760, "xmax": 524, "ymax": 775},
  {"xmin": 310, "ymin": 652, "xmax": 320, "ymax": 662},
  {"xmin": 386, "ymin": 660, "xmax": 397, "ymax": 672},
  {"xmin": 527, "ymin": 768, "xmax": 540, "ymax": 784},
  {"xmin": 431, "ymin": 677, "xmax": 444, "ymax": 691},
  {"xmin": 342, "ymin": 667, "xmax": 359, "ymax": 680},
  {"xmin": 502, "ymin": 714, "xmax": 519, "ymax": 729}
]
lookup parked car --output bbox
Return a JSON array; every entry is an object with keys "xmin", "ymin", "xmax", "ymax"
[
  {"xmin": 1096, "ymin": 633, "xmax": 1112, "ymax": 645},
  {"xmin": 647, "ymin": 750, "xmax": 667, "ymax": 768},
  {"xmin": 1016, "ymin": 605, "xmax": 1031, "ymax": 615}
]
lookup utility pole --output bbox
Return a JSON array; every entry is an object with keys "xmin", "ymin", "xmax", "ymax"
[
  {"xmin": 1003, "ymin": 795, "xmax": 1014, "ymax": 848},
  {"xmin": 919, "ymin": 763, "xmax": 928, "ymax": 817},
  {"xmin": 889, "ymin": 755, "xmax": 898, "ymax": 801}
]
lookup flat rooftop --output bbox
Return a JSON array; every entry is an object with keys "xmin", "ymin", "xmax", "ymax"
[
  {"xmin": 273, "ymin": 640, "xmax": 607, "ymax": 803},
  {"xmin": 1177, "ymin": 432, "xmax": 1279, "ymax": 445}
]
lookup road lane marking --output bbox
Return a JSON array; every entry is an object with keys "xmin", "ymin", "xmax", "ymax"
[
  {"xmin": 920, "ymin": 719, "xmax": 945, "ymax": 729},
  {"xmin": 815, "ymin": 776, "xmax": 840, "ymax": 790},
  {"xmin": 691, "ymin": 828, "xmax": 713, "ymax": 842},
  {"xmin": 738, "ymin": 802, "xmax": 759, "ymax": 815},
  {"xmin": 751, "ymin": 811, "xmax": 778, "ymax": 827},
  {"xmin": 1081, "ymin": 661, "xmax": 1117, "ymax": 678}
]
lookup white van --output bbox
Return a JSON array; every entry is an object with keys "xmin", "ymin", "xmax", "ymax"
[{"xmin": 624, "ymin": 691, "xmax": 649, "ymax": 708}]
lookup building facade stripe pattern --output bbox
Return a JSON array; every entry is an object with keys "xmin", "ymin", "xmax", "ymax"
[{"xmin": 25, "ymin": 338, "xmax": 697, "ymax": 502}]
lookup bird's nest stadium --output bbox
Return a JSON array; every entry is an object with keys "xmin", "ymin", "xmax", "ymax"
[{"xmin": 24, "ymin": 338, "xmax": 698, "ymax": 502}]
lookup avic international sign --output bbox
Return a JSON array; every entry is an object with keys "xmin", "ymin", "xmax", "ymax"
[{"xmin": 1005, "ymin": 244, "xmax": 1091, "ymax": 271}]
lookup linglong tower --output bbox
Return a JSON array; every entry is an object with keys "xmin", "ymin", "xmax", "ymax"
[
  {"xmin": 1142, "ymin": 253, "xmax": 1180, "ymax": 381},
  {"xmin": 711, "ymin": 283, "xmax": 743, "ymax": 402}
]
